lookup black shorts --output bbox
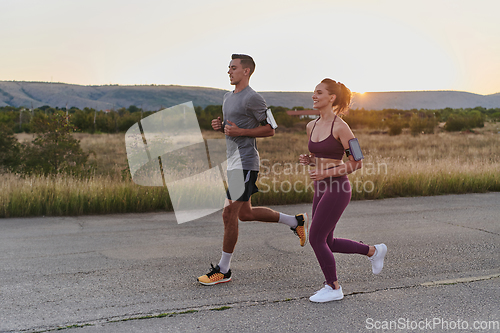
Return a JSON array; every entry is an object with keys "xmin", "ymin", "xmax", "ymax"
[{"xmin": 226, "ymin": 169, "xmax": 259, "ymax": 202}]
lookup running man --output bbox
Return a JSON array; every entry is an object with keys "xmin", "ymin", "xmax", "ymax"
[{"xmin": 197, "ymin": 54, "xmax": 308, "ymax": 285}]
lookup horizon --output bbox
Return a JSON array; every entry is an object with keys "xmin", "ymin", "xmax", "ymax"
[
  {"xmin": 1, "ymin": 80, "xmax": 498, "ymax": 97},
  {"xmin": 1, "ymin": 1, "xmax": 499, "ymax": 96}
]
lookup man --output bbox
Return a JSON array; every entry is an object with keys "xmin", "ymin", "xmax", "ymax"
[{"xmin": 197, "ymin": 54, "xmax": 308, "ymax": 285}]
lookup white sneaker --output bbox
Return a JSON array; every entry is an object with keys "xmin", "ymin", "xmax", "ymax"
[
  {"xmin": 309, "ymin": 284, "xmax": 344, "ymax": 302},
  {"xmin": 369, "ymin": 243, "xmax": 387, "ymax": 274}
]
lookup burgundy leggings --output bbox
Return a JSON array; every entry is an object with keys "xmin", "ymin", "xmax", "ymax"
[{"xmin": 309, "ymin": 175, "xmax": 369, "ymax": 285}]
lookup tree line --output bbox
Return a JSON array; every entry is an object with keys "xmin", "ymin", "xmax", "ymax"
[
  {"xmin": 1, "ymin": 104, "xmax": 498, "ymax": 135},
  {"xmin": 1, "ymin": 104, "xmax": 498, "ymax": 176},
  {"xmin": 343, "ymin": 106, "xmax": 498, "ymax": 135}
]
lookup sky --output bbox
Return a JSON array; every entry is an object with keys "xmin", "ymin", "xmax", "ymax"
[{"xmin": 1, "ymin": 0, "xmax": 499, "ymax": 95}]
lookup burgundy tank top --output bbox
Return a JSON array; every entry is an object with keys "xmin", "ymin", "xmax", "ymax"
[{"xmin": 308, "ymin": 116, "xmax": 345, "ymax": 160}]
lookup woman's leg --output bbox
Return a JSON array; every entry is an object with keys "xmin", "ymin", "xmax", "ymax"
[
  {"xmin": 322, "ymin": 177, "xmax": 369, "ymax": 255},
  {"xmin": 329, "ymin": 238, "xmax": 369, "ymax": 255},
  {"xmin": 309, "ymin": 177, "xmax": 352, "ymax": 287}
]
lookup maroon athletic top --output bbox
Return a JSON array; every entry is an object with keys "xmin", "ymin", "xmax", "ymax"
[{"xmin": 308, "ymin": 116, "xmax": 344, "ymax": 160}]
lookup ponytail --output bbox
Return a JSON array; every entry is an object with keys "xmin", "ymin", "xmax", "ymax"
[{"xmin": 321, "ymin": 78, "xmax": 352, "ymax": 115}]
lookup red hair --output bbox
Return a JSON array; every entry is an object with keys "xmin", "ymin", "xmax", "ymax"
[{"xmin": 321, "ymin": 78, "xmax": 352, "ymax": 115}]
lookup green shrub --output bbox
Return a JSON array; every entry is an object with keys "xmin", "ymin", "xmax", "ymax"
[
  {"xmin": 444, "ymin": 110, "xmax": 484, "ymax": 132},
  {"xmin": 490, "ymin": 111, "xmax": 500, "ymax": 122},
  {"xmin": 444, "ymin": 115, "xmax": 468, "ymax": 131},
  {"xmin": 0, "ymin": 124, "xmax": 21, "ymax": 172},
  {"xmin": 387, "ymin": 119, "xmax": 404, "ymax": 136},
  {"xmin": 410, "ymin": 114, "xmax": 435, "ymax": 135},
  {"xmin": 20, "ymin": 112, "xmax": 90, "ymax": 175}
]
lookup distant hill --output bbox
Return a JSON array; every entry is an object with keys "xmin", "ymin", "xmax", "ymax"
[
  {"xmin": 0, "ymin": 81, "xmax": 227, "ymax": 110},
  {"xmin": 350, "ymin": 91, "xmax": 500, "ymax": 110},
  {"xmin": 1, "ymin": 81, "xmax": 499, "ymax": 111}
]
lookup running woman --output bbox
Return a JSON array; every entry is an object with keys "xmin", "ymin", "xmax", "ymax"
[
  {"xmin": 299, "ymin": 78, "xmax": 387, "ymax": 302},
  {"xmin": 197, "ymin": 54, "xmax": 308, "ymax": 286}
]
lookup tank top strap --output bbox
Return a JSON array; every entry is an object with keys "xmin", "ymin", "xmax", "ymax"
[
  {"xmin": 326, "ymin": 115, "xmax": 336, "ymax": 138},
  {"xmin": 310, "ymin": 118, "xmax": 320, "ymax": 134},
  {"xmin": 331, "ymin": 115, "xmax": 337, "ymax": 132}
]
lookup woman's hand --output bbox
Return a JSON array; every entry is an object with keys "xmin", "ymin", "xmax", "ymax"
[
  {"xmin": 309, "ymin": 168, "xmax": 329, "ymax": 181},
  {"xmin": 299, "ymin": 154, "xmax": 312, "ymax": 166}
]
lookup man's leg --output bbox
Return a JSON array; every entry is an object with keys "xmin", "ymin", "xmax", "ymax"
[
  {"xmin": 222, "ymin": 199, "xmax": 246, "ymax": 253},
  {"xmin": 198, "ymin": 170, "xmax": 308, "ymax": 285},
  {"xmin": 197, "ymin": 199, "xmax": 246, "ymax": 286},
  {"xmin": 237, "ymin": 200, "xmax": 279, "ymax": 223},
  {"xmin": 238, "ymin": 200, "xmax": 309, "ymax": 247}
]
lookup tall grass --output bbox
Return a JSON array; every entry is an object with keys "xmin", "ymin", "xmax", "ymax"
[
  {"xmin": 0, "ymin": 174, "xmax": 171, "ymax": 218},
  {"xmin": 3, "ymin": 126, "xmax": 499, "ymax": 217}
]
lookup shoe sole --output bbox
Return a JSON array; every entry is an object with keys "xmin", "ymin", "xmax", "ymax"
[
  {"xmin": 302, "ymin": 213, "xmax": 309, "ymax": 246},
  {"xmin": 309, "ymin": 293, "xmax": 344, "ymax": 302},
  {"xmin": 301, "ymin": 213, "xmax": 310, "ymax": 247},
  {"xmin": 197, "ymin": 277, "xmax": 232, "ymax": 286}
]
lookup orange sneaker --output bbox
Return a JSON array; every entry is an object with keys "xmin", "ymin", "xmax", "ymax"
[
  {"xmin": 291, "ymin": 213, "xmax": 309, "ymax": 247},
  {"xmin": 197, "ymin": 264, "xmax": 232, "ymax": 286}
]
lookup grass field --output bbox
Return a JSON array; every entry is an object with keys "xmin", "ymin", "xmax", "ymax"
[
  {"xmin": 253, "ymin": 123, "xmax": 500, "ymax": 204},
  {"xmin": 2, "ymin": 123, "xmax": 499, "ymax": 218}
]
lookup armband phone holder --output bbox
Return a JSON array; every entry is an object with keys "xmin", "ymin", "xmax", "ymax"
[
  {"xmin": 261, "ymin": 108, "xmax": 278, "ymax": 129},
  {"xmin": 345, "ymin": 138, "xmax": 364, "ymax": 161}
]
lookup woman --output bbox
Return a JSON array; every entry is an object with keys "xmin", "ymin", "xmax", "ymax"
[{"xmin": 299, "ymin": 78, "xmax": 387, "ymax": 303}]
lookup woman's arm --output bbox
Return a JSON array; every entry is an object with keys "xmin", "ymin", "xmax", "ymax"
[{"xmin": 299, "ymin": 120, "xmax": 316, "ymax": 165}]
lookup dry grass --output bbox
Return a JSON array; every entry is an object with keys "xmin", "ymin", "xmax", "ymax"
[
  {"xmin": 3, "ymin": 125, "xmax": 500, "ymax": 217},
  {"xmin": 74, "ymin": 133, "xmax": 128, "ymax": 175},
  {"xmin": 0, "ymin": 173, "xmax": 171, "ymax": 218},
  {"xmin": 254, "ymin": 128, "xmax": 500, "ymax": 203}
]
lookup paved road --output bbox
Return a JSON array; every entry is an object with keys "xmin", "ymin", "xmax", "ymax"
[{"xmin": 1, "ymin": 193, "xmax": 499, "ymax": 333}]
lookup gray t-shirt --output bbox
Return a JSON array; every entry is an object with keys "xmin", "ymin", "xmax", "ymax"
[{"xmin": 222, "ymin": 86, "xmax": 267, "ymax": 171}]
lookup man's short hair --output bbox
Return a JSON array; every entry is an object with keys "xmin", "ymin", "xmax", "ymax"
[{"xmin": 231, "ymin": 54, "xmax": 255, "ymax": 76}]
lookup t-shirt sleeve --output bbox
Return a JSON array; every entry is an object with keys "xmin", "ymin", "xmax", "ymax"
[
  {"xmin": 246, "ymin": 92, "xmax": 267, "ymax": 123},
  {"xmin": 222, "ymin": 92, "xmax": 230, "ymax": 127}
]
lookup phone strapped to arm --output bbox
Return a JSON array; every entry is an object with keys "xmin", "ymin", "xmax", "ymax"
[
  {"xmin": 260, "ymin": 108, "xmax": 278, "ymax": 129},
  {"xmin": 345, "ymin": 138, "xmax": 364, "ymax": 161}
]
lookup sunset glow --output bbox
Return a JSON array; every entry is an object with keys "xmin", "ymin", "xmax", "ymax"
[{"xmin": 0, "ymin": 0, "xmax": 499, "ymax": 95}]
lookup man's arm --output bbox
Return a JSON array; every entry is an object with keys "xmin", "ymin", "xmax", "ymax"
[{"xmin": 224, "ymin": 120, "xmax": 275, "ymax": 138}]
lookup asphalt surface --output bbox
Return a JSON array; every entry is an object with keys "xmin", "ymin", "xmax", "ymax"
[{"xmin": 0, "ymin": 193, "xmax": 499, "ymax": 333}]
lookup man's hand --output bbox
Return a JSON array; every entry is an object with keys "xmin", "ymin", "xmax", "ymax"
[
  {"xmin": 211, "ymin": 117, "xmax": 223, "ymax": 132},
  {"xmin": 224, "ymin": 120, "xmax": 242, "ymax": 137}
]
